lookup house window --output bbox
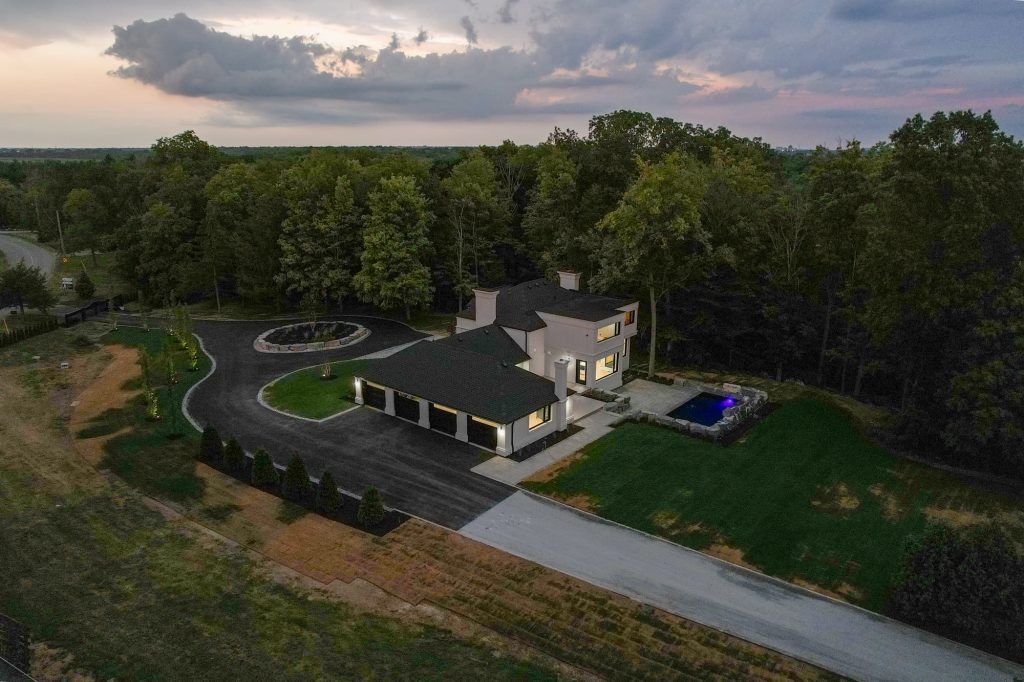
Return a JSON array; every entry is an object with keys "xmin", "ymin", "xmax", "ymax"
[
  {"xmin": 595, "ymin": 352, "xmax": 618, "ymax": 380},
  {"xmin": 624, "ymin": 309, "xmax": 636, "ymax": 325},
  {"xmin": 596, "ymin": 321, "xmax": 621, "ymax": 341},
  {"xmin": 528, "ymin": 404, "xmax": 552, "ymax": 430},
  {"xmin": 576, "ymin": 359, "xmax": 587, "ymax": 384}
]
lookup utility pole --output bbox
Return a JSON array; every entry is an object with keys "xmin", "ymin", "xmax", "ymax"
[{"xmin": 54, "ymin": 210, "xmax": 67, "ymax": 264}]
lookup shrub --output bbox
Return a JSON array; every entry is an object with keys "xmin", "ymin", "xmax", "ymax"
[
  {"xmin": 316, "ymin": 471, "xmax": 342, "ymax": 514},
  {"xmin": 222, "ymin": 438, "xmax": 245, "ymax": 473},
  {"xmin": 74, "ymin": 271, "xmax": 95, "ymax": 299},
  {"xmin": 281, "ymin": 455, "xmax": 311, "ymax": 503},
  {"xmin": 357, "ymin": 486, "xmax": 385, "ymax": 528},
  {"xmin": 198, "ymin": 426, "xmax": 223, "ymax": 462},
  {"xmin": 251, "ymin": 448, "xmax": 278, "ymax": 488},
  {"xmin": 887, "ymin": 524, "xmax": 1024, "ymax": 663}
]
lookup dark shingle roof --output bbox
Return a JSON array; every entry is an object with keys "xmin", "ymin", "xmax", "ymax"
[
  {"xmin": 438, "ymin": 324, "xmax": 530, "ymax": 364},
  {"xmin": 359, "ymin": 340, "xmax": 558, "ymax": 423},
  {"xmin": 457, "ymin": 279, "xmax": 635, "ymax": 331}
]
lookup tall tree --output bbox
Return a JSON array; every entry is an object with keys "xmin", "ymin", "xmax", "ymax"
[
  {"xmin": 0, "ymin": 261, "xmax": 55, "ymax": 313},
  {"xmin": 62, "ymin": 187, "xmax": 108, "ymax": 266},
  {"xmin": 592, "ymin": 152, "xmax": 716, "ymax": 377},
  {"xmin": 353, "ymin": 175, "xmax": 433, "ymax": 319}
]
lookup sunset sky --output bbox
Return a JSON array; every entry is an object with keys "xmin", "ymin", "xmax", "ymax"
[{"xmin": 1, "ymin": 0, "xmax": 1022, "ymax": 148}]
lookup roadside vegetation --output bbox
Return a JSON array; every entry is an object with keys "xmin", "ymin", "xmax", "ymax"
[{"xmin": 263, "ymin": 359, "xmax": 368, "ymax": 420}]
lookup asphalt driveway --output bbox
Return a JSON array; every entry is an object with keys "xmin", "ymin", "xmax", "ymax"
[{"xmin": 187, "ymin": 316, "xmax": 515, "ymax": 528}]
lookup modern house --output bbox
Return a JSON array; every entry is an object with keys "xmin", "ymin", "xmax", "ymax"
[{"xmin": 355, "ymin": 272, "xmax": 638, "ymax": 456}]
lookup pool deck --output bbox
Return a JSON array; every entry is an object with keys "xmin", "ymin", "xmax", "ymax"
[{"xmin": 617, "ymin": 378, "xmax": 701, "ymax": 414}]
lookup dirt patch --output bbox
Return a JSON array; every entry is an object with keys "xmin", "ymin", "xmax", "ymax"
[
  {"xmin": 810, "ymin": 481, "xmax": 861, "ymax": 516},
  {"xmin": 924, "ymin": 506, "xmax": 989, "ymax": 528},
  {"xmin": 29, "ymin": 642, "xmax": 94, "ymax": 682},
  {"xmin": 868, "ymin": 483, "xmax": 905, "ymax": 520},
  {"xmin": 522, "ymin": 450, "xmax": 586, "ymax": 484},
  {"xmin": 68, "ymin": 345, "xmax": 141, "ymax": 466},
  {"xmin": 793, "ymin": 578, "xmax": 864, "ymax": 604},
  {"xmin": 706, "ymin": 544, "xmax": 760, "ymax": 571}
]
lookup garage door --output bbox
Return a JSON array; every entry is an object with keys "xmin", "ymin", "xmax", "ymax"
[
  {"xmin": 363, "ymin": 381, "xmax": 386, "ymax": 410},
  {"xmin": 468, "ymin": 416, "xmax": 497, "ymax": 450},
  {"xmin": 430, "ymin": 403, "xmax": 457, "ymax": 434},
  {"xmin": 394, "ymin": 392, "xmax": 419, "ymax": 421}
]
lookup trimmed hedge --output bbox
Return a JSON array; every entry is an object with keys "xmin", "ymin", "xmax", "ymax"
[
  {"xmin": 281, "ymin": 456, "xmax": 311, "ymax": 503},
  {"xmin": 357, "ymin": 486, "xmax": 385, "ymax": 528},
  {"xmin": 317, "ymin": 471, "xmax": 342, "ymax": 514}
]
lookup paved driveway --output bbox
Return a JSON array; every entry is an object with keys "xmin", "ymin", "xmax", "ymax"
[
  {"xmin": 0, "ymin": 232, "xmax": 55, "ymax": 276},
  {"xmin": 462, "ymin": 492, "xmax": 1024, "ymax": 682},
  {"xmin": 187, "ymin": 316, "xmax": 515, "ymax": 528}
]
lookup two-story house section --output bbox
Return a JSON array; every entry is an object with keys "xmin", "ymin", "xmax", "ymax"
[
  {"xmin": 353, "ymin": 272, "xmax": 637, "ymax": 457},
  {"xmin": 455, "ymin": 271, "xmax": 639, "ymax": 391}
]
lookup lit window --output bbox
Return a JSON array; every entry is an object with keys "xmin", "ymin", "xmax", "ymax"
[
  {"xmin": 595, "ymin": 353, "xmax": 618, "ymax": 380},
  {"xmin": 624, "ymin": 309, "xmax": 635, "ymax": 325},
  {"xmin": 576, "ymin": 359, "xmax": 587, "ymax": 384},
  {"xmin": 597, "ymin": 321, "xmax": 621, "ymax": 341},
  {"xmin": 528, "ymin": 404, "xmax": 552, "ymax": 430}
]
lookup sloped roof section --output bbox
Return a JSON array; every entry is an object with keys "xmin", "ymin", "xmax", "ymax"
[
  {"xmin": 359, "ymin": 340, "xmax": 558, "ymax": 423},
  {"xmin": 457, "ymin": 278, "xmax": 636, "ymax": 331},
  {"xmin": 438, "ymin": 324, "xmax": 530, "ymax": 365}
]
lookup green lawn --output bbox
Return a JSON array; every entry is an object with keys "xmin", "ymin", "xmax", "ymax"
[
  {"xmin": 55, "ymin": 251, "xmax": 124, "ymax": 301},
  {"xmin": 263, "ymin": 360, "xmax": 368, "ymax": 420},
  {"xmin": 525, "ymin": 399, "xmax": 1022, "ymax": 611}
]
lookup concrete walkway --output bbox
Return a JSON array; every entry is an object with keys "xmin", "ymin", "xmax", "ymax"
[
  {"xmin": 472, "ymin": 409, "xmax": 619, "ymax": 484},
  {"xmin": 461, "ymin": 492, "xmax": 1024, "ymax": 682}
]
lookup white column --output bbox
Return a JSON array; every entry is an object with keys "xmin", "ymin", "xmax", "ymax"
[
  {"xmin": 354, "ymin": 378, "xmax": 364, "ymax": 405},
  {"xmin": 495, "ymin": 423, "xmax": 510, "ymax": 456},
  {"xmin": 455, "ymin": 411, "xmax": 469, "ymax": 442},
  {"xmin": 384, "ymin": 388, "xmax": 395, "ymax": 416},
  {"xmin": 554, "ymin": 358, "xmax": 569, "ymax": 431},
  {"xmin": 418, "ymin": 398, "xmax": 430, "ymax": 428}
]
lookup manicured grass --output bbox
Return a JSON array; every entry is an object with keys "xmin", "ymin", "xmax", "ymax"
[
  {"xmin": 525, "ymin": 399, "xmax": 1022, "ymax": 611},
  {"xmin": 263, "ymin": 359, "xmax": 368, "ymax": 420}
]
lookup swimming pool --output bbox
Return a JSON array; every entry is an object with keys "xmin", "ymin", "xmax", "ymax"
[{"xmin": 666, "ymin": 392, "xmax": 737, "ymax": 426}]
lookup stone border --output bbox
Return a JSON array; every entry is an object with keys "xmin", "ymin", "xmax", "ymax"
[{"xmin": 253, "ymin": 321, "xmax": 370, "ymax": 353}]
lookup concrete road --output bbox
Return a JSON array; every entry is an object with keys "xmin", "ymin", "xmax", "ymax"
[
  {"xmin": 186, "ymin": 316, "xmax": 515, "ymax": 528},
  {"xmin": 461, "ymin": 492, "xmax": 1024, "ymax": 682},
  {"xmin": 0, "ymin": 232, "xmax": 55, "ymax": 276}
]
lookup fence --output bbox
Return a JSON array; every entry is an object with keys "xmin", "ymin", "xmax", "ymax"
[
  {"xmin": 63, "ymin": 299, "xmax": 110, "ymax": 327},
  {"xmin": 0, "ymin": 613, "xmax": 30, "ymax": 676},
  {"xmin": 0, "ymin": 316, "xmax": 58, "ymax": 348}
]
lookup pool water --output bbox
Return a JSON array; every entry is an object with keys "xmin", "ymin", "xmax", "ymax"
[{"xmin": 666, "ymin": 392, "xmax": 736, "ymax": 426}]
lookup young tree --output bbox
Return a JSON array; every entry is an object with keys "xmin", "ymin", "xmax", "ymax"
[
  {"xmin": 74, "ymin": 270, "xmax": 95, "ymax": 299},
  {"xmin": 251, "ymin": 448, "xmax": 278, "ymax": 488},
  {"xmin": 281, "ymin": 455, "xmax": 311, "ymax": 503},
  {"xmin": 316, "ymin": 470, "xmax": 342, "ymax": 514},
  {"xmin": 357, "ymin": 486, "xmax": 385, "ymax": 528},
  {"xmin": 222, "ymin": 437, "xmax": 245, "ymax": 473},
  {"xmin": 0, "ymin": 261, "xmax": 56, "ymax": 314},
  {"xmin": 353, "ymin": 175, "xmax": 433, "ymax": 319},
  {"xmin": 592, "ymin": 153, "xmax": 717, "ymax": 377},
  {"xmin": 198, "ymin": 425, "xmax": 223, "ymax": 463}
]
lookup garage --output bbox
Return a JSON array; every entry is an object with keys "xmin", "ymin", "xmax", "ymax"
[
  {"xmin": 362, "ymin": 380, "xmax": 386, "ymax": 410},
  {"xmin": 468, "ymin": 416, "xmax": 498, "ymax": 450},
  {"xmin": 430, "ymin": 403, "xmax": 457, "ymax": 435},
  {"xmin": 394, "ymin": 392, "xmax": 419, "ymax": 422}
]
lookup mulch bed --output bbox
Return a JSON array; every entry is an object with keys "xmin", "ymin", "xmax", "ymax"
[
  {"xmin": 507, "ymin": 424, "xmax": 584, "ymax": 462},
  {"xmin": 264, "ymin": 321, "xmax": 358, "ymax": 346},
  {"xmin": 202, "ymin": 455, "xmax": 408, "ymax": 537}
]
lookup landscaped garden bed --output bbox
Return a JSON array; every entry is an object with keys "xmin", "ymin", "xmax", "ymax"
[
  {"xmin": 254, "ymin": 320, "xmax": 368, "ymax": 352},
  {"xmin": 261, "ymin": 359, "xmax": 368, "ymax": 420}
]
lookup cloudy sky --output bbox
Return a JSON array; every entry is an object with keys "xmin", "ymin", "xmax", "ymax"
[{"xmin": 1, "ymin": 0, "xmax": 1022, "ymax": 148}]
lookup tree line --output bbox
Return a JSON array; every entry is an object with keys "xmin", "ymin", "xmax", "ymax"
[{"xmin": 0, "ymin": 109, "xmax": 1021, "ymax": 478}]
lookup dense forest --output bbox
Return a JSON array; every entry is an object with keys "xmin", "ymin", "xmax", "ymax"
[{"xmin": 1, "ymin": 109, "xmax": 1021, "ymax": 479}]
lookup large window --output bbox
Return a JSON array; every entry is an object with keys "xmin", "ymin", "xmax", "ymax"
[
  {"xmin": 595, "ymin": 352, "xmax": 618, "ymax": 380},
  {"xmin": 596, "ymin": 321, "xmax": 621, "ymax": 341},
  {"xmin": 576, "ymin": 359, "xmax": 587, "ymax": 384},
  {"xmin": 528, "ymin": 404, "xmax": 552, "ymax": 430},
  {"xmin": 624, "ymin": 309, "xmax": 636, "ymax": 326}
]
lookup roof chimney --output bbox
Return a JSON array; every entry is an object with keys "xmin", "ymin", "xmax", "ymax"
[
  {"xmin": 472, "ymin": 288, "xmax": 499, "ymax": 326},
  {"xmin": 557, "ymin": 271, "xmax": 581, "ymax": 291}
]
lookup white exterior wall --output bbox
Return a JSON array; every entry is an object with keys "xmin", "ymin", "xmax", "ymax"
[
  {"xmin": 501, "ymin": 326, "xmax": 527, "ymax": 351},
  {"xmin": 508, "ymin": 407, "xmax": 560, "ymax": 453},
  {"xmin": 526, "ymin": 328, "xmax": 546, "ymax": 375},
  {"xmin": 455, "ymin": 316, "xmax": 476, "ymax": 333}
]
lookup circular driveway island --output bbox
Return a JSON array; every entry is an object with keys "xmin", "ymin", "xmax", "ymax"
[{"xmin": 186, "ymin": 315, "xmax": 514, "ymax": 529}]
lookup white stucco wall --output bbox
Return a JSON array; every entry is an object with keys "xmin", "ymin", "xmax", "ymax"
[{"xmin": 508, "ymin": 406, "xmax": 560, "ymax": 453}]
